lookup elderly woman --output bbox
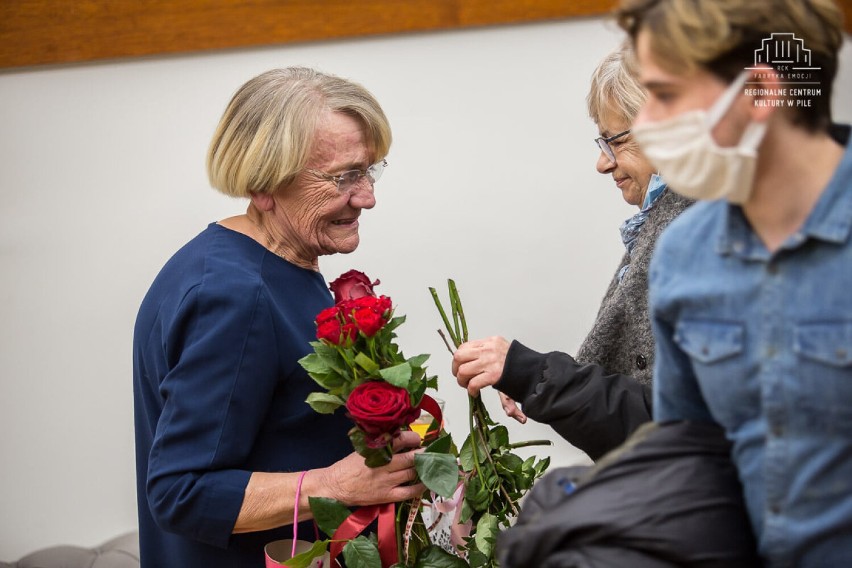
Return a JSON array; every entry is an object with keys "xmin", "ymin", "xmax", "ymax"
[
  {"xmin": 453, "ymin": 45, "xmax": 692, "ymax": 460},
  {"xmin": 133, "ymin": 68, "xmax": 423, "ymax": 567}
]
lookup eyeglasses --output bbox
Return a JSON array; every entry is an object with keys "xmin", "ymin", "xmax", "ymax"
[
  {"xmin": 305, "ymin": 159, "xmax": 387, "ymax": 193},
  {"xmin": 594, "ymin": 130, "xmax": 630, "ymax": 163}
]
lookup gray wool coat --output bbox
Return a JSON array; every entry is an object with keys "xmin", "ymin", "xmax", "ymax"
[{"xmin": 575, "ymin": 190, "xmax": 693, "ymax": 385}]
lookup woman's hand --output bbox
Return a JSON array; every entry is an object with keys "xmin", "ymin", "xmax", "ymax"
[
  {"xmin": 317, "ymin": 431, "xmax": 425, "ymax": 506},
  {"xmin": 454, "ymin": 336, "xmax": 527, "ymax": 424},
  {"xmin": 235, "ymin": 432, "xmax": 424, "ymax": 533},
  {"xmin": 499, "ymin": 392, "xmax": 528, "ymax": 424},
  {"xmin": 452, "ymin": 336, "xmax": 511, "ymax": 397}
]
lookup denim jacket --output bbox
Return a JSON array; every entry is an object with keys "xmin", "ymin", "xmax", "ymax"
[{"xmin": 649, "ymin": 126, "xmax": 852, "ymax": 568}]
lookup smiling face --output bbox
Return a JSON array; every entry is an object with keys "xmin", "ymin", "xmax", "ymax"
[
  {"xmin": 595, "ymin": 106, "xmax": 657, "ymax": 208},
  {"xmin": 269, "ymin": 110, "xmax": 377, "ymax": 267}
]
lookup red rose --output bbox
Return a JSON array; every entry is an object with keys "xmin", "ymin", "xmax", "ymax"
[
  {"xmin": 352, "ymin": 307, "xmax": 385, "ymax": 337},
  {"xmin": 344, "ymin": 295, "xmax": 391, "ymax": 315},
  {"xmin": 316, "ymin": 318, "xmax": 357, "ymax": 345},
  {"xmin": 329, "ymin": 270, "xmax": 380, "ymax": 303},
  {"xmin": 346, "ymin": 382, "xmax": 419, "ymax": 443},
  {"xmin": 316, "ymin": 306, "xmax": 340, "ymax": 325},
  {"xmin": 374, "ymin": 295, "xmax": 392, "ymax": 316},
  {"xmin": 338, "ymin": 295, "xmax": 393, "ymax": 337}
]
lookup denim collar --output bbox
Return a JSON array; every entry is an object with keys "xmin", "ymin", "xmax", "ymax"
[{"xmin": 717, "ymin": 128, "xmax": 852, "ymax": 259}]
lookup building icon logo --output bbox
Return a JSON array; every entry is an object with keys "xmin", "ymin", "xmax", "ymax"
[
  {"xmin": 744, "ymin": 33, "xmax": 822, "ymax": 109},
  {"xmin": 752, "ymin": 33, "xmax": 820, "ymax": 70}
]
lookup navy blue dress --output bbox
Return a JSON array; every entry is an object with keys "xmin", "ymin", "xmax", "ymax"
[{"xmin": 133, "ymin": 223, "xmax": 353, "ymax": 567}]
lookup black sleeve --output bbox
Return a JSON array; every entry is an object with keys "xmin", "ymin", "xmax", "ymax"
[{"xmin": 496, "ymin": 340, "xmax": 653, "ymax": 461}]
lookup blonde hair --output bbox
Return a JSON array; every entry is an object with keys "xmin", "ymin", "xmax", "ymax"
[
  {"xmin": 587, "ymin": 42, "xmax": 646, "ymax": 126},
  {"xmin": 616, "ymin": 0, "xmax": 844, "ymax": 131},
  {"xmin": 207, "ymin": 67, "xmax": 392, "ymax": 197}
]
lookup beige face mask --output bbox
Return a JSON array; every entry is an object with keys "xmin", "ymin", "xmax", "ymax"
[{"xmin": 632, "ymin": 72, "xmax": 767, "ymax": 204}]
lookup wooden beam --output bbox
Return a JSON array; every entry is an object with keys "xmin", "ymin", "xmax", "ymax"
[{"xmin": 0, "ymin": 0, "xmax": 617, "ymax": 69}]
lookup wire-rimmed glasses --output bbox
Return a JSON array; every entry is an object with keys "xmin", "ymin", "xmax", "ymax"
[
  {"xmin": 305, "ymin": 159, "xmax": 387, "ymax": 193},
  {"xmin": 594, "ymin": 130, "xmax": 630, "ymax": 163}
]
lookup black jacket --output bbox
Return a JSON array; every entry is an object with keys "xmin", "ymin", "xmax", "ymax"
[
  {"xmin": 497, "ymin": 421, "xmax": 759, "ymax": 568},
  {"xmin": 498, "ymin": 340, "xmax": 652, "ymax": 460}
]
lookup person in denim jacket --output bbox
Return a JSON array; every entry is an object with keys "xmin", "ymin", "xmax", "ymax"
[{"xmin": 617, "ymin": 0, "xmax": 851, "ymax": 565}]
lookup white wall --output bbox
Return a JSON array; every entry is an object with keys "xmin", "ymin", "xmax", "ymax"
[{"xmin": 1, "ymin": 16, "xmax": 850, "ymax": 559}]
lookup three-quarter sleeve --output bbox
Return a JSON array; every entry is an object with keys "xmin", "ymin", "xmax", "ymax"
[{"xmin": 145, "ymin": 281, "xmax": 277, "ymax": 547}]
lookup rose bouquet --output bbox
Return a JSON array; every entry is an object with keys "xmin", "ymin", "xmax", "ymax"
[
  {"xmin": 430, "ymin": 279, "xmax": 551, "ymax": 568},
  {"xmin": 295, "ymin": 270, "xmax": 463, "ymax": 568},
  {"xmin": 292, "ymin": 271, "xmax": 551, "ymax": 568}
]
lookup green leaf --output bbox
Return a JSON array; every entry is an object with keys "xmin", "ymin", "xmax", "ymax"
[
  {"xmin": 298, "ymin": 352, "xmax": 330, "ymax": 374},
  {"xmin": 308, "ymin": 497, "xmax": 351, "ymax": 536},
  {"xmin": 465, "ymin": 475, "xmax": 490, "ymax": 512},
  {"xmin": 342, "ymin": 536, "xmax": 382, "ymax": 568},
  {"xmin": 349, "ymin": 428, "xmax": 392, "ymax": 468},
  {"xmin": 413, "ymin": 545, "xmax": 468, "ymax": 568},
  {"xmin": 414, "ymin": 452, "xmax": 460, "ymax": 498},
  {"xmin": 496, "ymin": 453, "xmax": 523, "ymax": 473},
  {"xmin": 459, "ymin": 497, "xmax": 474, "ymax": 524},
  {"xmin": 364, "ymin": 449, "xmax": 393, "ymax": 468},
  {"xmin": 534, "ymin": 457, "xmax": 551, "ymax": 477},
  {"xmin": 474, "ymin": 512, "xmax": 498, "ymax": 559},
  {"xmin": 314, "ymin": 342, "xmax": 349, "ymax": 375},
  {"xmin": 305, "ymin": 371, "xmax": 346, "ymax": 390},
  {"xmin": 425, "ymin": 433, "xmax": 455, "ymax": 455},
  {"xmin": 426, "ymin": 374, "xmax": 439, "ymax": 390},
  {"xmin": 384, "ymin": 315, "xmax": 407, "ymax": 333},
  {"xmin": 378, "ymin": 362, "xmax": 412, "ymax": 388},
  {"xmin": 459, "ymin": 433, "xmax": 488, "ymax": 471},
  {"xmin": 467, "ymin": 549, "xmax": 490, "ymax": 568},
  {"xmin": 487, "ymin": 425, "xmax": 509, "ymax": 450},
  {"xmin": 305, "ymin": 392, "xmax": 344, "ymax": 414},
  {"xmin": 354, "ymin": 352, "xmax": 380, "ymax": 374},
  {"xmin": 282, "ymin": 539, "xmax": 328, "ymax": 568},
  {"xmin": 409, "ymin": 377, "xmax": 428, "ymax": 408},
  {"xmin": 407, "ymin": 353, "xmax": 430, "ymax": 368}
]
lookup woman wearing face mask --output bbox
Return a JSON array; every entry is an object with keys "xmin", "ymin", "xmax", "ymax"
[
  {"xmin": 452, "ymin": 44, "xmax": 692, "ymax": 461},
  {"xmin": 619, "ymin": 0, "xmax": 851, "ymax": 565}
]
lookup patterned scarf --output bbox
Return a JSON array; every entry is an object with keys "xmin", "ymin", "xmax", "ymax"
[{"xmin": 617, "ymin": 174, "xmax": 667, "ymax": 282}]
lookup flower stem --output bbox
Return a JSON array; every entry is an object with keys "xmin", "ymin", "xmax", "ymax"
[
  {"xmin": 448, "ymin": 279, "xmax": 468, "ymax": 343},
  {"xmin": 468, "ymin": 395, "xmax": 486, "ymax": 485},
  {"xmin": 429, "ymin": 287, "xmax": 459, "ymax": 347},
  {"xmin": 507, "ymin": 440, "xmax": 553, "ymax": 449}
]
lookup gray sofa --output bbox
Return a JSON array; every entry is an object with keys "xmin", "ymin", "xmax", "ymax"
[{"xmin": 0, "ymin": 532, "xmax": 139, "ymax": 568}]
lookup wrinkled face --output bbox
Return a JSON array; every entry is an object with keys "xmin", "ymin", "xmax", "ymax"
[
  {"xmin": 271, "ymin": 111, "xmax": 377, "ymax": 264},
  {"xmin": 595, "ymin": 107, "xmax": 656, "ymax": 207}
]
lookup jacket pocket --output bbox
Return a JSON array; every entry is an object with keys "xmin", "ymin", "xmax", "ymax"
[
  {"xmin": 793, "ymin": 321, "xmax": 852, "ymax": 367},
  {"xmin": 674, "ymin": 320, "xmax": 744, "ymax": 364},
  {"xmin": 672, "ymin": 319, "xmax": 751, "ymax": 428},
  {"xmin": 793, "ymin": 321, "xmax": 852, "ymax": 431}
]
